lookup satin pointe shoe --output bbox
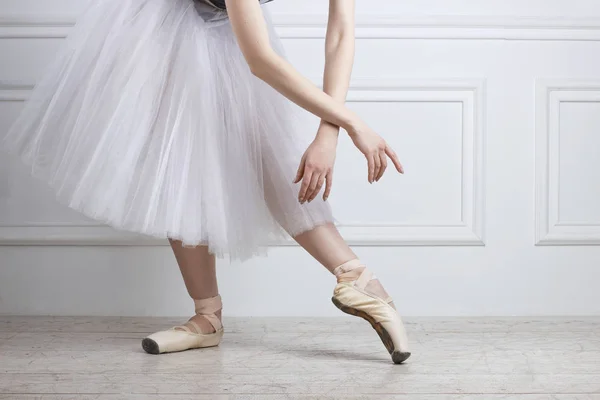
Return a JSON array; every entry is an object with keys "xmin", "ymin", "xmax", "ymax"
[
  {"xmin": 142, "ymin": 295, "xmax": 224, "ymax": 355},
  {"xmin": 332, "ymin": 260, "xmax": 411, "ymax": 364}
]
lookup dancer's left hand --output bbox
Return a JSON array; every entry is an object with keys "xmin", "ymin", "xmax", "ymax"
[{"xmin": 294, "ymin": 123, "xmax": 338, "ymax": 203}]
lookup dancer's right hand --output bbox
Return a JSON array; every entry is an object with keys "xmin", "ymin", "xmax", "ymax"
[{"xmin": 347, "ymin": 121, "xmax": 404, "ymax": 183}]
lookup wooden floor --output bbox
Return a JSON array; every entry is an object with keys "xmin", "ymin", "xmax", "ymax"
[{"xmin": 1, "ymin": 316, "xmax": 599, "ymax": 399}]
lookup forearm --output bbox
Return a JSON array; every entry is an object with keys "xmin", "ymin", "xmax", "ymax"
[
  {"xmin": 318, "ymin": 24, "xmax": 355, "ymax": 138},
  {"xmin": 251, "ymin": 52, "xmax": 356, "ymax": 131},
  {"xmin": 323, "ymin": 38, "xmax": 354, "ymax": 104}
]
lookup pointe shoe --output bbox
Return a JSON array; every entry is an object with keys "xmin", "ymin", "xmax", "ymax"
[
  {"xmin": 332, "ymin": 260, "xmax": 411, "ymax": 364},
  {"xmin": 142, "ymin": 295, "xmax": 224, "ymax": 355}
]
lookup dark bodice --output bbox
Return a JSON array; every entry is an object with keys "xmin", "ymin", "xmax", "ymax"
[
  {"xmin": 195, "ymin": 0, "xmax": 274, "ymax": 10},
  {"xmin": 193, "ymin": 0, "xmax": 274, "ymax": 23}
]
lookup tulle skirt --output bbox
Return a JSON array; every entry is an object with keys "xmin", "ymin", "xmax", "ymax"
[{"xmin": 2, "ymin": 0, "xmax": 334, "ymax": 260}]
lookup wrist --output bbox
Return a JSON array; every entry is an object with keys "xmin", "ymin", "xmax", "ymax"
[
  {"xmin": 316, "ymin": 120, "xmax": 340, "ymax": 142},
  {"xmin": 341, "ymin": 111, "xmax": 361, "ymax": 137}
]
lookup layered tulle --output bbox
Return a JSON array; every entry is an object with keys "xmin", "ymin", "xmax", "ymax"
[{"xmin": 2, "ymin": 0, "xmax": 333, "ymax": 260}]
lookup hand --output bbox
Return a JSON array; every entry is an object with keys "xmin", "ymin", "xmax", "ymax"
[
  {"xmin": 347, "ymin": 120, "xmax": 404, "ymax": 183},
  {"xmin": 294, "ymin": 124, "xmax": 338, "ymax": 203}
]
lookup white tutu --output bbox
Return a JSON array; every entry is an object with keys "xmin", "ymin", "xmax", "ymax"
[{"xmin": 2, "ymin": 0, "xmax": 334, "ymax": 260}]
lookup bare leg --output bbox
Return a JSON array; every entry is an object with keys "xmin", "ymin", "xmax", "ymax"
[
  {"xmin": 170, "ymin": 240, "xmax": 218, "ymax": 299},
  {"xmin": 169, "ymin": 240, "xmax": 221, "ymax": 333},
  {"xmin": 293, "ymin": 223, "xmax": 395, "ymax": 309},
  {"xmin": 293, "ymin": 223, "xmax": 356, "ymax": 272}
]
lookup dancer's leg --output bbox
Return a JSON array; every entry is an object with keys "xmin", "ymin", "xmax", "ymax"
[
  {"xmin": 294, "ymin": 223, "xmax": 410, "ymax": 362},
  {"xmin": 293, "ymin": 223, "xmax": 356, "ymax": 272},
  {"xmin": 169, "ymin": 240, "xmax": 221, "ymax": 333},
  {"xmin": 170, "ymin": 240, "xmax": 219, "ymax": 299},
  {"xmin": 294, "ymin": 223, "xmax": 395, "ymax": 309}
]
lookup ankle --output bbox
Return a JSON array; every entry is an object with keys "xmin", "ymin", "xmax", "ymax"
[
  {"xmin": 332, "ymin": 259, "xmax": 365, "ymax": 283},
  {"xmin": 336, "ymin": 267, "xmax": 366, "ymax": 283}
]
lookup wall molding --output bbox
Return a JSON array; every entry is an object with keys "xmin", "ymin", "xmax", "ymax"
[
  {"xmin": 341, "ymin": 79, "xmax": 486, "ymax": 246},
  {"xmin": 0, "ymin": 79, "xmax": 486, "ymax": 247},
  {"xmin": 2, "ymin": 14, "xmax": 600, "ymax": 40},
  {"xmin": 535, "ymin": 80, "xmax": 600, "ymax": 246},
  {"xmin": 0, "ymin": 84, "xmax": 30, "ymax": 101}
]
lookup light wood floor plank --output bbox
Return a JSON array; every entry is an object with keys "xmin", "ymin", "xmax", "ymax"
[
  {"xmin": 2, "ymin": 316, "xmax": 599, "ymax": 333},
  {"xmin": 1, "ymin": 346, "xmax": 599, "ymax": 375},
  {"xmin": 2, "ymin": 373, "xmax": 600, "ymax": 395},
  {"xmin": 2, "ymin": 396, "xmax": 600, "ymax": 400},
  {"xmin": 2, "ymin": 330, "xmax": 598, "ymax": 352},
  {"xmin": 1, "ymin": 317, "xmax": 599, "ymax": 397}
]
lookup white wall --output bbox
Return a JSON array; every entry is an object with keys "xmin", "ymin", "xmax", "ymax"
[{"xmin": 1, "ymin": 0, "xmax": 600, "ymax": 317}]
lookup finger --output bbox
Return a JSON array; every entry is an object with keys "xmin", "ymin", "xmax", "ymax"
[
  {"xmin": 306, "ymin": 172, "xmax": 322, "ymax": 203},
  {"xmin": 385, "ymin": 146, "xmax": 404, "ymax": 174},
  {"xmin": 294, "ymin": 155, "xmax": 306, "ymax": 183},
  {"xmin": 323, "ymin": 171, "xmax": 333, "ymax": 201},
  {"xmin": 367, "ymin": 155, "xmax": 375, "ymax": 183},
  {"xmin": 308, "ymin": 174, "xmax": 326, "ymax": 202},
  {"xmin": 376, "ymin": 151, "xmax": 387, "ymax": 181},
  {"xmin": 298, "ymin": 171, "xmax": 313, "ymax": 202},
  {"xmin": 373, "ymin": 153, "xmax": 382, "ymax": 183}
]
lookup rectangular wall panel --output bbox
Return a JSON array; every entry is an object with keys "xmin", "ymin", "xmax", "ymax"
[{"xmin": 536, "ymin": 81, "xmax": 600, "ymax": 245}]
